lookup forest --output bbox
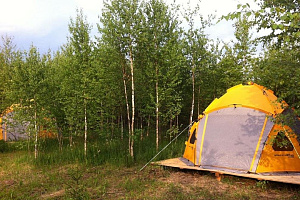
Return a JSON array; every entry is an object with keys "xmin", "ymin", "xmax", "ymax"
[
  {"xmin": 0, "ymin": 0, "xmax": 299, "ymax": 199},
  {"xmin": 0, "ymin": 0, "xmax": 299, "ymax": 170}
]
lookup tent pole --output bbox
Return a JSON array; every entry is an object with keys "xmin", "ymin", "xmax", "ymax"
[{"xmin": 139, "ymin": 122, "xmax": 193, "ymax": 172}]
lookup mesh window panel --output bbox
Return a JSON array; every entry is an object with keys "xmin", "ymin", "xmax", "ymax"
[
  {"xmin": 282, "ymin": 108, "xmax": 300, "ymax": 144},
  {"xmin": 272, "ymin": 131, "xmax": 294, "ymax": 151},
  {"xmin": 190, "ymin": 129, "xmax": 196, "ymax": 144},
  {"xmin": 200, "ymin": 107, "xmax": 272, "ymax": 172}
]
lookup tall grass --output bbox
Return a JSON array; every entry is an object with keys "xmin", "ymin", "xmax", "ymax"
[{"xmin": 16, "ymin": 129, "xmax": 189, "ymax": 167}]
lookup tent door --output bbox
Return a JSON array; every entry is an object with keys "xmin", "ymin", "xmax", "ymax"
[{"xmin": 183, "ymin": 123, "xmax": 198, "ymax": 164}]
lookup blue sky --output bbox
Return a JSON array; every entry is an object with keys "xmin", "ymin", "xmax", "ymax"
[{"xmin": 0, "ymin": 0, "xmax": 257, "ymax": 54}]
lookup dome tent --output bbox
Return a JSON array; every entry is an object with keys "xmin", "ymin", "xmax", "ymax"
[
  {"xmin": 0, "ymin": 105, "xmax": 56, "ymax": 141},
  {"xmin": 183, "ymin": 83, "xmax": 300, "ymax": 173},
  {"xmin": 0, "ymin": 105, "xmax": 29, "ymax": 141}
]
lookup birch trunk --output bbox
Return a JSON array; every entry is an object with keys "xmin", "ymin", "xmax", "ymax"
[
  {"xmin": 140, "ymin": 116, "xmax": 143, "ymax": 140},
  {"xmin": 129, "ymin": 47, "xmax": 135, "ymax": 157},
  {"xmin": 56, "ymin": 124, "xmax": 63, "ymax": 151},
  {"xmin": 147, "ymin": 115, "xmax": 150, "ymax": 137},
  {"xmin": 197, "ymin": 85, "xmax": 201, "ymax": 117},
  {"xmin": 156, "ymin": 66, "xmax": 159, "ymax": 151},
  {"xmin": 84, "ymin": 98, "xmax": 87, "ymax": 157},
  {"xmin": 69, "ymin": 125, "xmax": 73, "ymax": 148},
  {"xmin": 121, "ymin": 60, "xmax": 131, "ymax": 155},
  {"xmin": 34, "ymin": 104, "xmax": 38, "ymax": 159},
  {"xmin": 189, "ymin": 66, "xmax": 195, "ymax": 125}
]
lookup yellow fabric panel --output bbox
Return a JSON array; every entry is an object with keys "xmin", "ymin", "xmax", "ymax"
[
  {"xmin": 183, "ymin": 122, "xmax": 198, "ymax": 164},
  {"xmin": 256, "ymin": 125, "xmax": 300, "ymax": 173},
  {"xmin": 198, "ymin": 114, "xmax": 209, "ymax": 166},
  {"xmin": 249, "ymin": 116, "xmax": 268, "ymax": 172},
  {"xmin": 204, "ymin": 84, "xmax": 285, "ymax": 115},
  {"xmin": 183, "ymin": 143, "xmax": 196, "ymax": 164}
]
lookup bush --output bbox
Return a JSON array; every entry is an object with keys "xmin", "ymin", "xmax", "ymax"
[{"xmin": 0, "ymin": 140, "xmax": 9, "ymax": 153}]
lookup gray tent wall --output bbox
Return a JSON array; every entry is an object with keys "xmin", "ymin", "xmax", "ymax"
[{"xmin": 195, "ymin": 107, "xmax": 273, "ymax": 173}]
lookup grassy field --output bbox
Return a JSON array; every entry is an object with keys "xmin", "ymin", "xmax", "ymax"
[{"xmin": 1, "ymin": 151, "xmax": 300, "ymax": 200}]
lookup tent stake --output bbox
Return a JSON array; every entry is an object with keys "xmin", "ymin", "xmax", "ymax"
[{"xmin": 139, "ymin": 122, "xmax": 193, "ymax": 172}]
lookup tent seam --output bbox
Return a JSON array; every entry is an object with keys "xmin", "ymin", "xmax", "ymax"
[
  {"xmin": 249, "ymin": 116, "xmax": 268, "ymax": 173},
  {"xmin": 198, "ymin": 114, "xmax": 209, "ymax": 166}
]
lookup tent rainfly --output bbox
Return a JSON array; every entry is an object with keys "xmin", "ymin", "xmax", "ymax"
[{"xmin": 183, "ymin": 82, "xmax": 300, "ymax": 173}]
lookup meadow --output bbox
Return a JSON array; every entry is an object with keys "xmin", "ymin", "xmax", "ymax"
[{"xmin": 1, "ymin": 137, "xmax": 300, "ymax": 200}]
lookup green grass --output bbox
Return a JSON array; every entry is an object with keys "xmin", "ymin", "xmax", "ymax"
[
  {"xmin": 1, "ymin": 153, "xmax": 300, "ymax": 199},
  {"xmin": 21, "ymin": 132, "xmax": 187, "ymax": 168},
  {"xmin": 1, "ymin": 134, "xmax": 300, "ymax": 199}
]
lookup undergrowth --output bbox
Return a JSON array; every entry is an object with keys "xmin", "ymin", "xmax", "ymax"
[
  {"xmin": 2, "ymin": 130, "xmax": 187, "ymax": 168},
  {"xmin": 2, "ymin": 131, "xmax": 299, "ymax": 199}
]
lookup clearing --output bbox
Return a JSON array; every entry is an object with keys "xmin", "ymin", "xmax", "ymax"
[{"xmin": 1, "ymin": 152, "xmax": 300, "ymax": 199}]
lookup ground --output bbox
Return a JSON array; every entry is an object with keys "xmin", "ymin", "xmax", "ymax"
[{"xmin": 1, "ymin": 152, "xmax": 300, "ymax": 199}]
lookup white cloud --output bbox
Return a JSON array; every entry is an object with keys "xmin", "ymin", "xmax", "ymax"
[
  {"xmin": 75, "ymin": 0, "xmax": 103, "ymax": 13},
  {"xmin": 0, "ymin": 0, "xmax": 35, "ymax": 32},
  {"xmin": 0, "ymin": 0, "xmax": 260, "ymax": 53},
  {"xmin": 0, "ymin": 0, "xmax": 79, "ymax": 35}
]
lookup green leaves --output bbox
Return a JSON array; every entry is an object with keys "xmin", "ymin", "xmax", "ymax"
[
  {"xmin": 225, "ymin": 0, "xmax": 300, "ymax": 48},
  {"xmin": 1, "ymin": 0, "xmax": 299, "ymax": 157}
]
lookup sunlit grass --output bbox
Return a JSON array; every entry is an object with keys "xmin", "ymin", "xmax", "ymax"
[{"xmin": 1, "ymin": 134, "xmax": 300, "ymax": 199}]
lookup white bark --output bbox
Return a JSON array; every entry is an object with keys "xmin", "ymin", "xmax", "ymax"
[
  {"xmin": 84, "ymin": 98, "xmax": 87, "ymax": 157},
  {"xmin": 156, "ymin": 66, "xmax": 159, "ymax": 151},
  {"xmin": 189, "ymin": 67, "xmax": 195, "ymax": 124},
  {"xmin": 197, "ymin": 85, "xmax": 201, "ymax": 117},
  {"xmin": 34, "ymin": 103, "xmax": 38, "ymax": 159},
  {"xmin": 129, "ymin": 47, "xmax": 135, "ymax": 157},
  {"xmin": 122, "ymin": 61, "xmax": 131, "ymax": 155}
]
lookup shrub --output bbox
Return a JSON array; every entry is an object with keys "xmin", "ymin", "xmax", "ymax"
[{"xmin": 0, "ymin": 140, "xmax": 8, "ymax": 153}]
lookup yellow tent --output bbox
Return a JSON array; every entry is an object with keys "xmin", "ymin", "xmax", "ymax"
[
  {"xmin": 0, "ymin": 105, "xmax": 56, "ymax": 141},
  {"xmin": 183, "ymin": 83, "xmax": 300, "ymax": 173}
]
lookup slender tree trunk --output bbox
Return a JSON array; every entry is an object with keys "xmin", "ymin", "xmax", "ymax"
[
  {"xmin": 121, "ymin": 60, "xmax": 131, "ymax": 155},
  {"xmin": 84, "ymin": 98, "xmax": 87, "ymax": 158},
  {"xmin": 156, "ymin": 65, "xmax": 159, "ymax": 151},
  {"xmin": 140, "ymin": 116, "xmax": 143, "ymax": 140},
  {"xmin": 100, "ymin": 101, "xmax": 103, "ymax": 131},
  {"xmin": 197, "ymin": 85, "xmax": 201, "ymax": 117},
  {"xmin": 111, "ymin": 116, "xmax": 114, "ymax": 138},
  {"xmin": 121, "ymin": 115, "xmax": 123, "ymax": 140},
  {"xmin": 69, "ymin": 125, "xmax": 73, "ymax": 148},
  {"xmin": 34, "ymin": 102, "xmax": 38, "ymax": 159},
  {"xmin": 56, "ymin": 122, "xmax": 63, "ymax": 151},
  {"xmin": 154, "ymin": 32, "xmax": 159, "ymax": 151},
  {"xmin": 147, "ymin": 115, "xmax": 150, "ymax": 137},
  {"xmin": 129, "ymin": 46, "xmax": 135, "ymax": 157},
  {"xmin": 190, "ymin": 66, "xmax": 195, "ymax": 125}
]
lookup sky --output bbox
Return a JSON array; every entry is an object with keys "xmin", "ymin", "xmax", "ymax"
[{"xmin": 0, "ymin": 0, "xmax": 258, "ymax": 54}]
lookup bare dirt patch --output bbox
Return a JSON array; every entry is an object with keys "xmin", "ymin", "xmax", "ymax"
[{"xmin": 40, "ymin": 189, "xmax": 65, "ymax": 199}]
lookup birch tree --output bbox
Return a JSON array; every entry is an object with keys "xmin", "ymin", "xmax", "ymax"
[
  {"xmin": 142, "ymin": 0, "xmax": 184, "ymax": 148},
  {"xmin": 182, "ymin": 3, "xmax": 209, "ymax": 124},
  {"xmin": 0, "ymin": 36, "xmax": 19, "ymax": 113},
  {"xmin": 9, "ymin": 46, "xmax": 49, "ymax": 158},
  {"xmin": 99, "ymin": 0, "xmax": 142, "ymax": 157},
  {"xmin": 62, "ymin": 9, "xmax": 93, "ymax": 157}
]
